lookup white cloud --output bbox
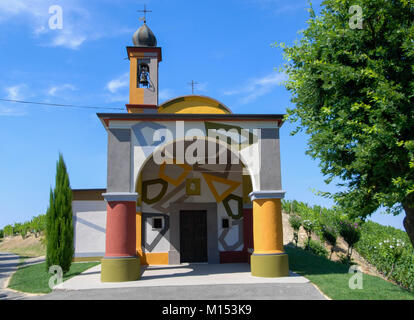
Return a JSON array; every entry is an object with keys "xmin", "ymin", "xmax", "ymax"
[
  {"xmin": 0, "ymin": 0, "xmax": 87, "ymax": 49},
  {"xmin": 223, "ymin": 72, "xmax": 287, "ymax": 104},
  {"xmin": 0, "ymin": 0, "xmax": 37, "ymax": 16},
  {"xmin": 6, "ymin": 85, "xmax": 25, "ymax": 100},
  {"xmin": 0, "ymin": 85, "xmax": 27, "ymax": 116},
  {"xmin": 0, "ymin": 106, "xmax": 27, "ymax": 117},
  {"xmin": 47, "ymin": 84, "xmax": 76, "ymax": 96},
  {"xmin": 0, "ymin": 0, "xmax": 131, "ymax": 49},
  {"xmin": 159, "ymin": 89, "xmax": 175, "ymax": 101},
  {"xmin": 50, "ymin": 29, "xmax": 87, "ymax": 49},
  {"xmin": 106, "ymin": 72, "xmax": 129, "ymax": 93}
]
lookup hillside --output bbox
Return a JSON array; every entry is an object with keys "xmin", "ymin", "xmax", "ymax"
[
  {"xmin": 281, "ymin": 211, "xmax": 382, "ymax": 278},
  {"xmin": 0, "ymin": 234, "xmax": 46, "ymax": 257}
]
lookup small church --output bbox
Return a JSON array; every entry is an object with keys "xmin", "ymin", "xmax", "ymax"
[{"xmin": 71, "ymin": 17, "xmax": 289, "ymax": 282}]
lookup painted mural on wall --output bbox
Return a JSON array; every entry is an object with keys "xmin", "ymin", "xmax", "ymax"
[
  {"xmin": 131, "ymin": 120, "xmax": 262, "ymax": 195},
  {"xmin": 139, "ymin": 154, "xmax": 246, "ymax": 254}
]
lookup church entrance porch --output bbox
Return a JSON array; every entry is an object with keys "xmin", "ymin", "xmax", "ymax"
[{"xmin": 97, "ymin": 119, "xmax": 290, "ymax": 282}]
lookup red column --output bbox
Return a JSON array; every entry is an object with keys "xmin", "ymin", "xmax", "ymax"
[
  {"xmin": 105, "ymin": 201, "xmax": 136, "ymax": 257},
  {"xmin": 243, "ymin": 208, "xmax": 254, "ymax": 263}
]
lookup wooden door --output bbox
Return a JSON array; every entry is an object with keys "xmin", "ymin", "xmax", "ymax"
[{"xmin": 179, "ymin": 210, "xmax": 208, "ymax": 263}]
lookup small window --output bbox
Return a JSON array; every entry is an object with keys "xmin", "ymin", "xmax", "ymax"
[
  {"xmin": 222, "ymin": 218, "xmax": 230, "ymax": 229},
  {"xmin": 153, "ymin": 217, "xmax": 163, "ymax": 229}
]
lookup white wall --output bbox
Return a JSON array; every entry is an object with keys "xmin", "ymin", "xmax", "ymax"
[{"xmin": 73, "ymin": 200, "xmax": 107, "ymax": 257}]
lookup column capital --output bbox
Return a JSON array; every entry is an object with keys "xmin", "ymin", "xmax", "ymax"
[
  {"xmin": 102, "ymin": 192, "xmax": 138, "ymax": 202},
  {"xmin": 249, "ymin": 190, "xmax": 286, "ymax": 201}
]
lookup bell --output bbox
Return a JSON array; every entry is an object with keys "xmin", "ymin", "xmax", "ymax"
[{"xmin": 139, "ymin": 71, "xmax": 149, "ymax": 87}]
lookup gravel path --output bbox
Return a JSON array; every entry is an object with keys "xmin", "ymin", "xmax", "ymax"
[
  {"xmin": 0, "ymin": 253, "xmax": 25, "ymax": 300},
  {"xmin": 0, "ymin": 252, "xmax": 46, "ymax": 300}
]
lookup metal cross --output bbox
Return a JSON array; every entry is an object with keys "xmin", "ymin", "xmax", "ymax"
[
  {"xmin": 138, "ymin": 5, "xmax": 152, "ymax": 23},
  {"xmin": 188, "ymin": 80, "xmax": 199, "ymax": 94}
]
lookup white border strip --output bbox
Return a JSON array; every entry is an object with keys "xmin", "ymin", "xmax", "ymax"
[
  {"xmin": 102, "ymin": 192, "xmax": 138, "ymax": 202},
  {"xmin": 249, "ymin": 190, "xmax": 286, "ymax": 201}
]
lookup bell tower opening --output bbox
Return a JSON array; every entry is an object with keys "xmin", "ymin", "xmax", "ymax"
[{"xmin": 138, "ymin": 62, "xmax": 150, "ymax": 88}]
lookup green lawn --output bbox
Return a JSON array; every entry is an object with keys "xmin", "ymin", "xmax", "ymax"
[
  {"xmin": 8, "ymin": 261, "xmax": 99, "ymax": 294},
  {"xmin": 286, "ymin": 245, "xmax": 414, "ymax": 300}
]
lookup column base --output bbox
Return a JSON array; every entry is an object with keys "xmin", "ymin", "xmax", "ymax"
[
  {"xmin": 101, "ymin": 256, "xmax": 140, "ymax": 282},
  {"xmin": 251, "ymin": 253, "xmax": 289, "ymax": 278}
]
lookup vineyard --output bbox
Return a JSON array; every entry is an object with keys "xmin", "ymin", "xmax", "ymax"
[
  {"xmin": 282, "ymin": 200, "xmax": 414, "ymax": 291},
  {"xmin": 0, "ymin": 214, "xmax": 46, "ymax": 240}
]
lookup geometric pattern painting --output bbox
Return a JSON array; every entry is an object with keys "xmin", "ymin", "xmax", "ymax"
[{"xmin": 140, "ymin": 138, "xmax": 247, "ymax": 253}]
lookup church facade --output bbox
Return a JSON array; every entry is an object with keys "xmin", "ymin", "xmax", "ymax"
[{"xmin": 72, "ymin": 21, "xmax": 289, "ymax": 282}]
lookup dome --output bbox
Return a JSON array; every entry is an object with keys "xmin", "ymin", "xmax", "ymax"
[
  {"xmin": 132, "ymin": 23, "xmax": 157, "ymax": 47},
  {"xmin": 158, "ymin": 95, "xmax": 232, "ymax": 114}
]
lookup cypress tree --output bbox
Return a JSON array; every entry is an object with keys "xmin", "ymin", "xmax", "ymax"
[{"xmin": 46, "ymin": 153, "xmax": 74, "ymax": 274}]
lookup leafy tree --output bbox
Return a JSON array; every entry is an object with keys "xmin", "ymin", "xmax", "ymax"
[
  {"xmin": 278, "ymin": 0, "xmax": 414, "ymax": 247},
  {"xmin": 339, "ymin": 220, "xmax": 362, "ymax": 258},
  {"xmin": 31, "ymin": 214, "xmax": 46, "ymax": 238},
  {"xmin": 289, "ymin": 215, "xmax": 302, "ymax": 247},
  {"xmin": 3, "ymin": 225, "xmax": 13, "ymax": 237},
  {"xmin": 20, "ymin": 222, "xmax": 30, "ymax": 239},
  {"xmin": 13, "ymin": 223, "xmax": 22, "ymax": 237},
  {"xmin": 46, "ymin": 154, "xmax": 74, "ymax": 274},
  {"xmin": 302, "ymin": 219, "xmax": 315, "ymax": 250},
  {"xmin": 321, "ymin": 224, "xmax": 338, "ymax": 259},
  {"xmin": 0, "ymin": 229, "xmax": 3, "ymax": 239}
]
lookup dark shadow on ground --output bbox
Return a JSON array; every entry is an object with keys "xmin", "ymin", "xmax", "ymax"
[
  {"xmin": 285, "ymin": 243, "xmax": 350, "ymax": 276},
  {"xmin": 0, "ymin": 268, "xmax": 18, "ymax": 273},
  {"xmin": 139, "ymin": 263, "xmax": 251, "ymax": 280},
  {"xmin": 0, "ymin": 256, "xmax": 23, "ymax": 261}
]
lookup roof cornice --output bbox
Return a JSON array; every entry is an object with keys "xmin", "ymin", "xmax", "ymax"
[{"xmin": 97, "ymin": 113, "xmax": 285, "ymax": 128}]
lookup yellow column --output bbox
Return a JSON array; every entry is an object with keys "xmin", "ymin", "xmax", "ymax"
[
  {"xmin": 253, "ymin": 199, "xmax": 284, "ymax": 254},
  {"xmin": 250, "ymin": 196, "xmax": 289, "ymax": 277},
  {"xmin": 129, "ymin": 56, "xmax": 144, "ymax": 105}
]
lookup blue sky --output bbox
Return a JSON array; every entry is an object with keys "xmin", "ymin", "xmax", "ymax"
[{"xmin": 0, "ymin": 0, "xmax": 405, "ymax": 230}]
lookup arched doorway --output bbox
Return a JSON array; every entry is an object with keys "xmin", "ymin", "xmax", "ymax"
[{"xmin": 135, "ymin": 139, "xmax": 254, "ymax": 265}]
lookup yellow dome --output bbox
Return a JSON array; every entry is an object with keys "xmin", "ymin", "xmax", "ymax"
[{"xmin": 158, "ymin": 95, "xmax": 232, "ymax": 114}]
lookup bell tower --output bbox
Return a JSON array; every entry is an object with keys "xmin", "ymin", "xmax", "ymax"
[{"xmin": 126, "ymin": 17, "xmax": 162, "ymax": 113}]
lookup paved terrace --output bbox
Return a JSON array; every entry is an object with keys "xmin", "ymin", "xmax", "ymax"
[{"xmin": 32, "ymin": 263, "xmax": 327, "ymax": 300}]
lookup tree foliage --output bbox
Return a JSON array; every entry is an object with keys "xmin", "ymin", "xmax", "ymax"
[
  {"xmin": 339, "ymin": 220, "xmax": 362, "ymax": 258},
  {"xmin": 289, "ymin": 214, "xmax": 302, "ymax": 247},
  {"xmin": 3, "ymin": 225, "xmax": 13, "ymax": 237},
  {"xmin": 278, "ymin": 0, "xmax": 414, "ymax": 246},
  {"xmin": 0, "ymin": 215, "xmax": 46, "ymax": 240},
  {"xmin": 46, "ymin": 154, "xmax": 74, "ymax": 274}
]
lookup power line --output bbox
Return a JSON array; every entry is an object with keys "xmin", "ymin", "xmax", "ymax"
[{"xmin": 0, "ymin": 98, "xmax": 124, "ymax": 111}]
